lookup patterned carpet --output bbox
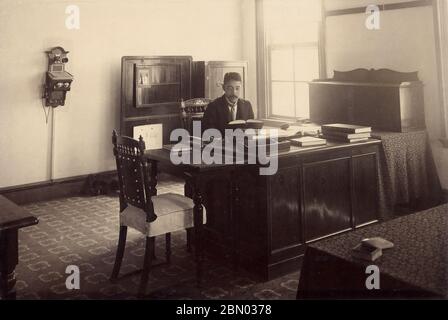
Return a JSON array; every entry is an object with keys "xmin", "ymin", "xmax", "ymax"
[{"xmin": 15, "ymin": 176, "xmax": 299, "ymax": 300}]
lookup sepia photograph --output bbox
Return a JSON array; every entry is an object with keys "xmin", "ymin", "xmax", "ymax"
[{"xmin": 0, "ymin": 0, "xmax": 447, "ymax": 308}]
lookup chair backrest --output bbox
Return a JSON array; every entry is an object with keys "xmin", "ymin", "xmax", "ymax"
[
  {"xmin": 112, "ymin": 130, "xmax": 157, "ymax": 222},
  {"xmin": 180, "ymin": 98, "xmax": 212, "ymax": 135}
]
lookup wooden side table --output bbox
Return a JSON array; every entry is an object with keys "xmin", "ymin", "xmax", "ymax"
[{"xmin": 0, "ymin": 195, "xmax": 38, "ymax": 300}]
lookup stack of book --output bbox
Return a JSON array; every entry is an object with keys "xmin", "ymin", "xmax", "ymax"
[{"xmin": 321, "ymin": 123, "xmax": 371, "ymax": 143}]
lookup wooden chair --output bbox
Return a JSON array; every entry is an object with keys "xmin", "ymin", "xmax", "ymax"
[
  {"xmin": 110, "ymin": 130, "xmax": 206, "ymax": 297},
  {"xmin": 180, "ymin": 98, "xmax": 212, "ymax": 136}
]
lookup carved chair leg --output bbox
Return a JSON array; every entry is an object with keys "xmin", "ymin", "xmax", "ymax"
[
  {"xmin": 138, "ymin": 236, "xmax": 154, "ymax": 298},
  {"xmin": 110, "ymin": 226, "xmax": 127, "ymax": 282},
  {"xmin": 165, "ymin": 233, "xmax": 171, "ymax": 264},
  {"xmin": 193, "ymin": 193, "xmax": 204, "ymax": 287}
]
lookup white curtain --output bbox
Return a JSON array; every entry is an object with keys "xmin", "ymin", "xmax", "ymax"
[{"xmin": 435, "ymin": 0, "xmax": 448, "ymax": 139}]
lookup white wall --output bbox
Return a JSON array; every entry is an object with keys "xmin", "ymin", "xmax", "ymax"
[
  {"xmin": 0, "ymin": 0, "xmax": 248, "ymax": 188},
  {"xmin": 326, "ymin": 5, "xmax": 441, "ymax": 139},
  {"xmin": 324, "ymin": 0, "xmax": 448, "ymax": 188}
]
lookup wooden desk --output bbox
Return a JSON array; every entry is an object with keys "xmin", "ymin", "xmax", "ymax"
[
  {"xmin": 297, "ymin": 203, "xmax": 448, "ymax": 299},
  {"xmin": 146, "ymin": 139, "xmax": 381, "ymax": 280},
  {"xmin": 0, "ymin": 195, "xmax": 38, "ymax": 300}
]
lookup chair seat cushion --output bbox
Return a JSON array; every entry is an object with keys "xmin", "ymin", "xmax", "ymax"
[{"xmin": 119, "ymin": 193, "xmax": 206, "ymax": 237}]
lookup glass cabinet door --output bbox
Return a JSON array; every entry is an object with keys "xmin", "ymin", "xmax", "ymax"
[{"xmin": 135, "ymin": 64, "xmax": 182, "ymax": 107}]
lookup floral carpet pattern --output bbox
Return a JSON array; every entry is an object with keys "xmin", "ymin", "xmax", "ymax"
[{"xmin": 15, "ymin": 177, "xmax": 299, "ymax": 300}]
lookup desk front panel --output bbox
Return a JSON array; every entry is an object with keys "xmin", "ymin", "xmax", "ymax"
[{"xmin": 148, "ymin": 141, "xmax": 381, "ymax": 280}]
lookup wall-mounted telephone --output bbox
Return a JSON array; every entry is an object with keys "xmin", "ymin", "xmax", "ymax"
[{"xmin": 43, "ymin": 46, "xmax": 73, "ymax": 107}]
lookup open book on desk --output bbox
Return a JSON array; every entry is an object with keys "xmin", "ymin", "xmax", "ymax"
[{"xmin": 226, "ymin": 119, "xmax": 264, "ymax": 130}]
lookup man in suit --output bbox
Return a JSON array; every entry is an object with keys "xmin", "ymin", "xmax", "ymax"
[{"xmin": 202, "ymin": 72, "xmax": 254, "ymax": 135}]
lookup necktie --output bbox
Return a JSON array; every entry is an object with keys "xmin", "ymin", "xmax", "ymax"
[{"xmin": 230, "ymin": 104, "xmax": 235, "ymax": 121}]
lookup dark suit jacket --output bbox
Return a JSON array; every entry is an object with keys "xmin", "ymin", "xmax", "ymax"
[{"xmin": 202, "ymin": 95, "xmax": 255, "ymax": 134}]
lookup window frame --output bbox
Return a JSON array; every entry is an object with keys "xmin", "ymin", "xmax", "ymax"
[{"xmin": 256, "ymin": 0, "xmax": 326, "ymax": 121}]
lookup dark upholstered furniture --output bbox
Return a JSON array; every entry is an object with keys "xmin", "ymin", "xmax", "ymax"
[{"xmin": 297, "ymin": 203, "xmax": 448, "ymax": 299}]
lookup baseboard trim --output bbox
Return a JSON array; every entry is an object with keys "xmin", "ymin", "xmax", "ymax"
[
  {"xmin": 0, "ymin": 170, "xmax": 117, "ymax": 205},
  {"xmin": 0, "ymin": 170, "xmax": 181, "ymax": 205}
]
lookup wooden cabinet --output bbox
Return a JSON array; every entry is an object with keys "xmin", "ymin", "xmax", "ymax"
[
  {"xmin": 120, "ymin": 56, "xmax": 192, "ymax": 141},
  {"xmin": 120, "ymin": 57, "xmax": 249, "ymax": 143},
  {"xmin": 309, "ymin": 68, "xmax": 425, "ymax": 132},
  {"xmin": 192, "ymin": 61, "xmax": 248, "ymax": 99}
]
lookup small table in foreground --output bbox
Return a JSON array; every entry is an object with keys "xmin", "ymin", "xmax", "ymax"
[
  {"xmin": 0, "ymin": 195, "xmax": 38, "ymax": 300},
  {"xmin": 297, "ymin": 203, "xmax": 448, "ymax": 299}
]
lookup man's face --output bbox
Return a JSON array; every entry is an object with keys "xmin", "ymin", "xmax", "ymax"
[{"xmin": 222, "ymin": 80, "xmax": 242, "ymax": 104}]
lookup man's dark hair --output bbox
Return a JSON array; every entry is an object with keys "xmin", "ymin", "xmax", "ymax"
[{"xmin": 223, "ymin": 72, "xmax": 242, "ymax": 84}]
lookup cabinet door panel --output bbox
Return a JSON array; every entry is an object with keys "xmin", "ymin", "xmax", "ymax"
[
  {"xmin": 303, "ymin": 158, "xmax": 352, "ymax": 242},
  {"xmin": 135, "ymin": 64, "xmax": 182, "ymax": 107},
  {"xmin": 203, "ymin": 176, "xmax": 232, "ymax": 235},
  {"xmin": 270, "ymin": 167, "xmax": 302, "ymax": 251},
  {"xmin": 121, "ymin": 56, "xmax": 191, "ymax": 119},
  {"xmin": 353, "ymin": 153, "xmax": 379, "ymax": 227},
  {"xmin": 238, "ymin": 169, "xmax": 265, "ymax": 246}
]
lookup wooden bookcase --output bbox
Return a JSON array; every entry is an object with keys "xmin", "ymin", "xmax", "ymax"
[
  {"xmin": 120, "ymin": 56, "xmax": 192, "ymax": 142},
  {"xmin": 120, "ymin": 57, "xmax": 250, "ymax": 145}
]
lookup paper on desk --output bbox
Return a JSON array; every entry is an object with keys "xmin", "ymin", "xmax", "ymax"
[
  {"xmin": 133, "ymin": 123, "xmax": 163, "ymax": 150},
  {"xmin": 260, "ymin": 124, "xmax": 321, "ymax": 138},
  {"xmin": 285, "ymin": 124, "xmax": 321, "ymax": 136}
]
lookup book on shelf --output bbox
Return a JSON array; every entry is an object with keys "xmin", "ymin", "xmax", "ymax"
[
  {"xmin": 351, "ymin": 243, "xmax": 382, "ymax": 262},
  {"xmin": 289, "ymin": 136, "xmax": 327, "ymax": 147},
  {"xmin": 321, "ymin": 123, "xmax": 372, "ymax": 134},
  {"xmin": 321, "ymin": 134, "xmax": 369, "ymax": 143}
]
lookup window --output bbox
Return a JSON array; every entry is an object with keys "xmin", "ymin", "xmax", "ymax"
[{"xmin": 259, "ymin": 0, "xmax": 323, "ymax": 119}]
